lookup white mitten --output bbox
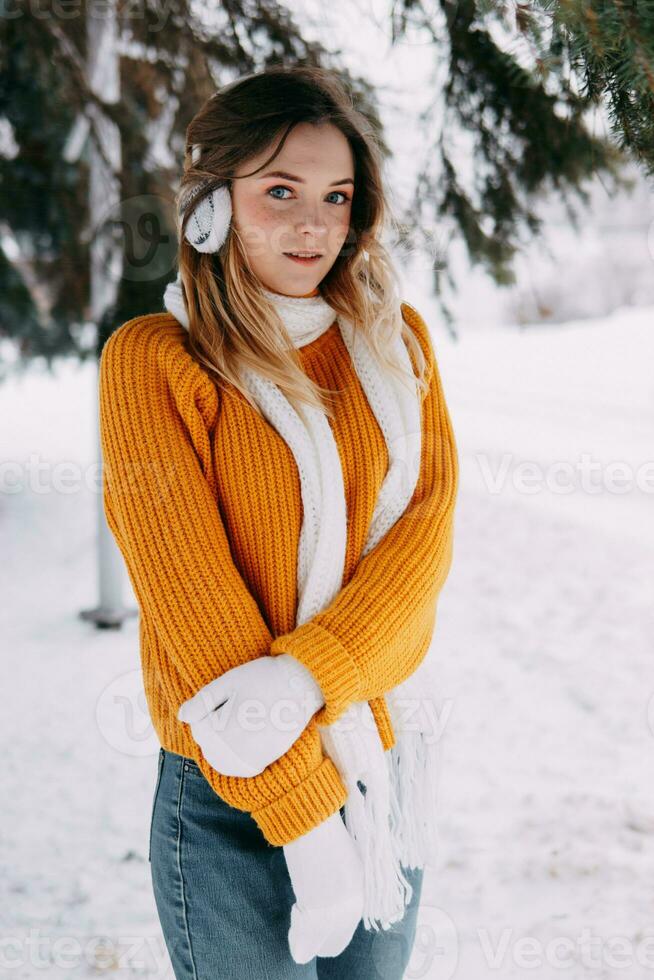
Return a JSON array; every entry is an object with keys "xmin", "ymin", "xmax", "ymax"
[
  {"xmin": 177, "ymin": 654, "xmax": 324, "ymax": 777},
  {"xmin": 283, "ymin": 811, "xmax": 364, "ymax": 964}
]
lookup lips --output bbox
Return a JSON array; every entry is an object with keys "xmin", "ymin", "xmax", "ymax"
[{"xmin": 283, "ymin": 253, "xmax": 323, "ymax": 265}]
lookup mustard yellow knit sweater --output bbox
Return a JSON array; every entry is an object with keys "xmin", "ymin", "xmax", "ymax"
[{"xmin": 98, "ymin": 301, "xmax": 459, "ymax": 846}]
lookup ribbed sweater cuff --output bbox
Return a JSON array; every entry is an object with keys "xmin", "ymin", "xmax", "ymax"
[
  {"xmin": 270, "ymin": 621, "xmax": 362, "ymax": 726},
  {"xmin": 250, "ymin": 756, "xmax": 348, "ymax": 846}
]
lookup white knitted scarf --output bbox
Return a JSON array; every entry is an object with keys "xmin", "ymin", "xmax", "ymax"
[{"xmin": 163, "ymin": 275, "xmax": 444, "ymax": 930}]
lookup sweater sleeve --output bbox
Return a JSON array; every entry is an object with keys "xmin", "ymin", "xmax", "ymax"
[
  {"xmin": 269, "ymin": 302, "xmax": 459, "ymax": 727},
  {"xmin": 98, "ymin": 315, "xmax": 274, "ymax": 701},
  {"xmin": 98, "ymin": 315, "xmax": 347, "ymax": 845}
]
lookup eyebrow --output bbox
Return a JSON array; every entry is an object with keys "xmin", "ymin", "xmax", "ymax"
[{"xmin": 257, "ymin": 169, "xmax": 354, "ymax": 187}]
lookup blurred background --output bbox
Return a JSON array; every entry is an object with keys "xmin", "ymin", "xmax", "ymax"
[{"xmin": 1, "ymin": 1, "xmax": 653, "ymax": 977}]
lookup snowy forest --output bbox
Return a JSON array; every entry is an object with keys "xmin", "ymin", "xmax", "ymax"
[{"xmin": 1, "ymin": 1, "xmax": 653, "ymax": 977}]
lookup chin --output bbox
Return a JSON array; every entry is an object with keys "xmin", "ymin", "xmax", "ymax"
[
  {"xmin": 285, "ymin": 285, "xmax": 319, "ymax": 297},
  {"xmin": 259, "ymin": 271, "xmax": 321, "ymax": 298}
]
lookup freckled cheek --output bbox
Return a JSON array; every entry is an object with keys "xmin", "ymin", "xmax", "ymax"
[
  {"xmin": 237, "ymin": 199, "xmax": 278, "ymax": 231},
  {"xmin": 328, "ymin": 213, "xmax": 352, "ymax": 253},
  {"xmin": 235, "ymin": 200, "xmax": 287, "ymax": 253}
]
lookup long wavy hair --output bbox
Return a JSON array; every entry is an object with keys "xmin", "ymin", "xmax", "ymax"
[{"xmin": 174, "ymin": 64, "xmax": 428, "ymax": 422}]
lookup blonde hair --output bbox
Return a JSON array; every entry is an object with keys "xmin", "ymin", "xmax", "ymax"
[{"xmin": 174, "ymin": 64, "xmax": 428, "ymax": 423}]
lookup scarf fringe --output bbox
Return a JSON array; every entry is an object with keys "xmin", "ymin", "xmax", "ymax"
[
  {"xmin": 320, "ymin": 705, "xmax": 414, "ymax": 932},
  {"xmin": 386, "ymin": 685, "xmax": 444, "ymax": 873},
  {"xmin": 388, "ymin": 730, "xmax": 443, "ymax": 870},
  {"xmin": 342, "ymin": 771, "xmax": 414, "ymax": 932},
  {"xmin": 337, "ymin": 715, "xmax": 444, "ymax": 931}
]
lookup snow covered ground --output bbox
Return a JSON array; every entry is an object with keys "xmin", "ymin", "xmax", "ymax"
[{"xmin": 1, "ymin": 302, "xmax": 653, "ymax": 978}]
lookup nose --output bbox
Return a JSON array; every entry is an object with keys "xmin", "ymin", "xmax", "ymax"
[{"xmin": 295, "ymin": 211, "xmax": 327, "ymax": 237}]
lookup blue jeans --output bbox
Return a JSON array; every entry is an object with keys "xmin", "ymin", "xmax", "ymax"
[{"xmin": 149, "ymin": 747, "xmax": 424, "ymax": 979}]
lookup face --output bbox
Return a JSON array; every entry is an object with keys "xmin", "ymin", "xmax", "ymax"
[{"xmin": 230, "ymin": 121, "xmax": 355, "ymax": 296}]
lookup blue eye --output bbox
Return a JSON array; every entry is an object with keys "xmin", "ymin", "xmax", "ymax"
[
  {"xmin": 326, "ymin": 190, "xmax": 350, "ymax": 205},
  {"xmin": 267, "ymin": 185, "xmax": 351, "ymax": 205}
]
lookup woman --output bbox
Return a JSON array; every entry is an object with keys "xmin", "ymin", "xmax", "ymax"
[{"xmin": 99, "ymin": 65, "xmax": 459, "ymax": 979}]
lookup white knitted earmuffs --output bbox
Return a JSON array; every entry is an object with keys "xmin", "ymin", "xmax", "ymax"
[{"xmin": 181, "ymin": 144, "xmax": 232, "ymax": 253}]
